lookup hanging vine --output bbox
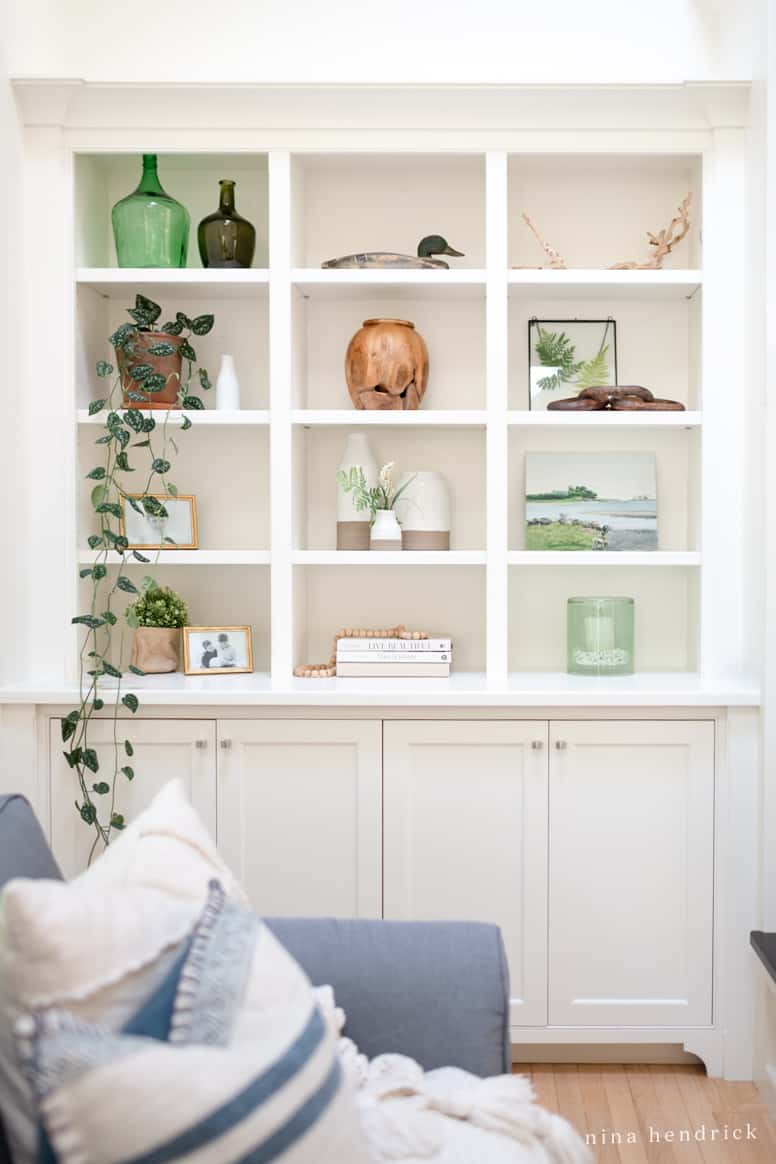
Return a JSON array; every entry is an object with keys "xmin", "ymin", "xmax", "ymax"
[{"xmin": 62, "ymin": 294, "xmax": 214, "ymax": 861}]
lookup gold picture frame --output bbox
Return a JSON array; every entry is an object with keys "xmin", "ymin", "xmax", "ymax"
[
  {"xmin": 120, "ymin": 494, "xmax": 198, "ymax": 551},
  {"xmin": 183, "ymin": 626, "xmax": 254, "ymax": 676}
]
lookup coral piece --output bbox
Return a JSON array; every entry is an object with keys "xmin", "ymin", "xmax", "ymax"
[
  {"xmin": 294, "ymin": 624, "xmax": 429, "ymax": 679},
  {"xmin": 610, "ymin": 194, "xmax": 692, "ymax": 270},
  {"xmin": 519, "ymin": 214, "xmax": 568, "ymax": 269}
]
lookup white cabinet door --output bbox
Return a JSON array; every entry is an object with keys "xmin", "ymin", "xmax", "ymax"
[
  {"xmin": 50, "ymin": 718, "xmax": 216, "ymax": 878},
  {"xmin": 383, "ymin": 720, "xmax": 549, "ymax": 1027},
  {"xmin": 217, "ymin": 720, "xmax": 382, "ymax": 918},
  {"xmin": 549, "ymin": 720, "xmax": 714, "ymax": 1027}
]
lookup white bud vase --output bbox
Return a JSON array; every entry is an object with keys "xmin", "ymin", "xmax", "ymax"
[
  {"xmin": 337, "ymin": 432, "xmax": 377, "ymax": 550},
  {"xmin": 215, "ymin": 354, "xmax": 241, "ymax": 410},
  {"xmin": 370, "ymin": 509, "xmax": 402, "ymax": 550}
]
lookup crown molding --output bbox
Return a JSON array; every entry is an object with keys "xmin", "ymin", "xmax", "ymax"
[{"xmin": 11, "ymin": 80, "xmax": 751, "ymax": 133}]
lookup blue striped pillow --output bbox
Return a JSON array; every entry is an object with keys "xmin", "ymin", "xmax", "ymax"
[{"xmin": 17, "ymin": 882, "xmax": 368, "ymax": 1164}]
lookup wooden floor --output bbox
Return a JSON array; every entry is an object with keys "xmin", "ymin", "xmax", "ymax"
[{"xmin": 512, "ymin": 1063, "xmax": 776, "ymax": 1162}]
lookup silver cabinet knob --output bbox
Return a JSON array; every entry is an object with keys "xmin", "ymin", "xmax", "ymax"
[
  {"xmin": 531, "ymin": 740, "xmax": 544, "ymax": 750},
  {"xmin": 195, "ymin": 739, "xmax": 207, "ymax": 749},
  {"xmin": 555, "ymin": 740, "xmax": 567, "ymax": 750},
  {"xmin": 220, "ymin": 739, "xmax": 232, "ymax": 750}
]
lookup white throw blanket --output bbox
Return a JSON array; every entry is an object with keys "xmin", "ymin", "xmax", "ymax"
[{"xmin": 314, "ymin": 987, "xmax": 592, "ymax": 1164}]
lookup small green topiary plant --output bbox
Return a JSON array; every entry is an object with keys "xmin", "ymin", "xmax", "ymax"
[{"xmin": 127, "ymin": 585, "xmax": 189, "ymax": 629}]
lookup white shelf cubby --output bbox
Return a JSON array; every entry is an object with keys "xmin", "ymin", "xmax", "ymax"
[
  {"xmin": 293, "ymin": 425, "xmax": 486, "ymax": 552},
  {"xmin": 507, "ymin": 425, "xmax": 701, "ymax": 553},
  {"xmin": 74, "ymin": 153, "xmax": 269, "ymax": 270},
  {"xmin": 507, "ymin": 154, "xmax": 703, "ymax": 271},
  {"xmin": 289, "ymin": 153, "xmax": 486, "ymax": 270},
  {"xmin": 509, "ymin": 565, "xmax": 700, "ymax": 674},
  {"xmin": 77, "ymin": 563, "xmax": 271, "ymax": 674},
  {"xmin": 290, "ymin": 284, "xmax": 487, "ymax": 411},
  {"xmin": 77, "ymin": 423, "xmax": 269, "ymax": 555},
  {"xmin": 293, "ymin": 565, "xmax": 486, "ymax": 676}
]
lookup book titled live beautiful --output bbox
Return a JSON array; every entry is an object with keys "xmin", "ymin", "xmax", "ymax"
[
  {"xmin": 335, "ymin": 650, "xmax": 451, "ymax": 663},
  {"xmin": 336, "ymin": 637, "xmax": 452, "ymax": 652}
]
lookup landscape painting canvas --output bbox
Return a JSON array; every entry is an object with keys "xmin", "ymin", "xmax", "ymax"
[{"xmin": 525, "ymin": 451, "xmax": 657, "ymax": 551}]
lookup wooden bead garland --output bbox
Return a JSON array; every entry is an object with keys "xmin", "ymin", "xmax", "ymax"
[{"xmin": 294, "ymin": 624, "xmax": 428, "ymax": 678}]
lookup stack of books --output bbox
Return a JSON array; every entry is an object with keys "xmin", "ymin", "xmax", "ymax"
[{"xmin": 336, "ymin": 636, "xmax": 453, "ymax": 677}]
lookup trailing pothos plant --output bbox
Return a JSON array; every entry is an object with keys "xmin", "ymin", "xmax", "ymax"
[{"xmin": 62, "ymin": 295, "xmax": 214, "ymax": 862}]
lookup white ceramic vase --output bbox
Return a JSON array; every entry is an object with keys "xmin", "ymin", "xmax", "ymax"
[
  {"xmin": 336, "ymin": 432, "xmax": 378, "ymax": 550},
  {"xmin": 215, "ymin": 354, "xmax": 241, "ymax": 410},
  {"xmin": 394, "ymin": 470, "xmax": 451, "ymax": 550},
  {"xmin": 370, "ymin": 508, "xmax": 402, "ymax": 550}
]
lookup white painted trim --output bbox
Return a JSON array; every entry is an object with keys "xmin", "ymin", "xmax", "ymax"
[
  {"xmin": 0, "ymin": 677, "xmax": 759, "ymax": 708},
  {"xmin": 77, "ymin": 550, "xmax": 270, "ymax": 566},
  {"xmin": 508, "ymin": 411, "xmax": 701, "ymax": 428},
  {"xmin": 292, "ymin": 410, "xmax": 487, "ymax": 428},
  {"xmin": 268, "ymin": 150, "xmax": 293, "ymax": 685},
  {"xmin": 485, "ymin": 151, "xmax": 508, "ymax": 686},
  {"xmin": 291, "ymin": 551, "xmax": 484, "ymax": 566},
  {"xmin": 508, "ymin": 551, "xmax": 701, "ymax": 567},
  {"xmin": 11, "ymin": 81, "xmax": 751, "ymax": 132},
  {"xmin": 78, "ymin": 410, "xmax": 270, "ymax": 426}
]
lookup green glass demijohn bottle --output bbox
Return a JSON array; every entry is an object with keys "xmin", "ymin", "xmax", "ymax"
[
  {"xmin": 111, "ymin": 154, "xmax": 190, "ymax": 268},
  {"xmin": 197, "ymin": 179, "xmax": 256, "ymax": 269}
]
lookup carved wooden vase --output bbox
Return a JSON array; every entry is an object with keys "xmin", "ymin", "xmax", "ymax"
[
  {"xmin": 130, "ymin": 627, "xmax": 180, "ymax": 674},
  {"xmin": 345, "ymin": 318, "xmax": 429, "ymax": 411}
]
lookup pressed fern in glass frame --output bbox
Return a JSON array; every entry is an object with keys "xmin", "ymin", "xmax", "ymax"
[{"xmin": 527, "ymin": 317, "xmax": 617, "ymax": 412}]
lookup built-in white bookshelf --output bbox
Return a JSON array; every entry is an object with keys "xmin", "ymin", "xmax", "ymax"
[{"xmin": 4, "ymin": 95, "xmax": 754, "ymax": 703}]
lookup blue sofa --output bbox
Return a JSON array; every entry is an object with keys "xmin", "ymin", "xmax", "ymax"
[{"xmin": 0, "ymin": 794, "xmax": 510, "ymax": 1164}]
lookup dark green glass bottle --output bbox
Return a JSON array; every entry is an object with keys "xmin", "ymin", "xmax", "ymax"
[
  {"xmin": 198, "ymin": 179, "xmax": 256, "ymax": 269},
  {"xmin": 111, "ymin": 155, "xmax": 189, "ymax": 268}
]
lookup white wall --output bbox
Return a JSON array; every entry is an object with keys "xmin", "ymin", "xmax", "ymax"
[
  {"xmin": 0, "ymin": 23, "xmax": 28, "ymax": 685},
  {"xmin": 5, "ymin": 0, "xmax": 754, "ymax": 85}
]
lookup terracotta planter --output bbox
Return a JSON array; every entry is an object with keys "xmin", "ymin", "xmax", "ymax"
[
  {"xmin": 345, "ymin": 318, "xmax": 429, "ymax": 411},
  {"xmin": 130, "ymin": 626, "xmax": 180, "ymax": 673},
  {"xmin": 117, "ymin": 331, "xmax": 185, "ymax": 410}
]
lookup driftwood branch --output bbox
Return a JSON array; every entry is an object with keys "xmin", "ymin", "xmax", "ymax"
[
  {"xmin": 520, "ymin": 213, "xmax": 568, "ymax": 269},
  {"xmin": 610, "ymin": 193, "xmax": 692, "ymax": 270}
]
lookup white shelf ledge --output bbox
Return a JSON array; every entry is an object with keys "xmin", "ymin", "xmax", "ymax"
[
  {"xmin": 292, "ymin": 268, "xmax": 487, "ymax": 300},
  {"xmin": 78, "ymin": 550, "xmax": 270, "ymax": 566},
  {"xmin": 507, "ymin": 269, "xmax": 702, "ymax": 301},
  {"xmin": 508, "ymin": 410, "xmax": 701, "ymax": 428},
  {"xmin": 292, "ymin": 550, "xmax": 485, "ymax": 566},
  {"xmin": 76, "ymin": 268, "xmax": 270, "ymax": 300},
  {"xmin": 78, "ymin": 409, "xmax": 270, "ymax": 426},
  {"xmin": 292, "ymin": 410, "xmax": 487, "ymax": 428},
  {"xmin": 0, "ymin": 671, "xmax": 759, "ymax": 708},
  {"xmin": 508, "ymin": 551, "xmax": 701, "ymax": 567}
]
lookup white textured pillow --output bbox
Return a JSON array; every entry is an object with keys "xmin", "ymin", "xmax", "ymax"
[
  {"xmin": 18, "ymin": 882, "xmax": 369, "ymax": 1164},
  {"xmin": 0, "ymin": 780, "xmax": 246, "ymax": 1164}
]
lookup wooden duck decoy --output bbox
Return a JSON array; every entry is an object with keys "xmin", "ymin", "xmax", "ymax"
[{"xmin": 322, "ymin": 235, "xmax": 465, "ymax": 270}]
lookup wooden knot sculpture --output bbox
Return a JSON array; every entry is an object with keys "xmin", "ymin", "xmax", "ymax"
[
  {"xmin": 346, "ymin": 319, "xmax": 429, "ymax": 411},
  {"xmin": 294, "ymin": 624, "xmax": 429, "ymax": 678},
  {"xmin": 547, "ymin": 386, "xmax": 685, "ymax": 412}
]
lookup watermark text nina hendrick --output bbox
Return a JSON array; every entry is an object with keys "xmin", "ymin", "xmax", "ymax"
[{"xmin": 585, "ymin": 1123, "xmax": 758, "ymax": 1146}]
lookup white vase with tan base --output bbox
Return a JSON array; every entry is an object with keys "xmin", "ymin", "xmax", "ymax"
[
  {"xmin": 337, "ymin": 432, "xmax": 378, "ymax": 550},
  {"xmin": 370, "ymin": 509, "xmax": 403, "ymax": 550},
  {"xmin": 394, "ymin": 470, "xmax": 451, "ymax": 550}
]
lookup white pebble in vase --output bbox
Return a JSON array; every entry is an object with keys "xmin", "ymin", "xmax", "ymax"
[{"xmin": 215, "ymin": 354, "xmax": 241, "ymax": 410}]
